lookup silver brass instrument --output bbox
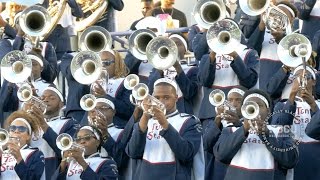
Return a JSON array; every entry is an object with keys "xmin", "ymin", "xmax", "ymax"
[
  {"xmin": 79, "ymin": 26, "xmax": 112, "ymax": 53},
  {"xmin": 206, "ymin": 19, "xmax": 241, "ymax": 54},
  {"xmin": 239, "ymin": 0, "xmax": 289, "ymax": 32},
  {"xmin": 209, "ymin": 89, "xmax": 236, "ymax": 111},
  {"xmin": 193, "ymin": 0, "xmax": 227, "ymax": 29},
  {"xmin": 74, "ymin": 0, "xmax": 108, "ymax": 32},
  {"xmin": 71, "ymin": 51, "xmax": 103, "ymax": 84},
  {"xmin": 132, "ymin": 83, "xmax": 166, "ymax": 116},
  {"xmin": 17, "ymin": 83, "xmax": 33, "ymax": 102},
  {"xmin": 56, "ymin": 133, "xmax": 85, "ymax": 156},
  {"xmin": 146, "ymin": 36, "xmax": 178, "ymax": 71},
  {"xmin": 1, "ymin": 50, "xmax": 32, "ymax": 84},
  {"xmin": 19, "ymin": 5, "xmax": 52, "ymax": 38},
  {"xmin": 0, "ymin": 129, "xmax": 9, "ymax": 146},
  {"xmin": 129, "ymin": 29, "xmax": 157, "ymax": 61},
  {"xmin": 278, "ymin": 33, "xmax": 312, "ymax": 68},
  {"xmin": 241, "ymin": 101, "xmax": 259, "ymax": 120},
  {"xmin": 124, "ymin": 74, "xmax": 140, "ymax": 90},
  {"xmin": 80, "ymin": 94, "xmax": 97, "ymax": 111}
]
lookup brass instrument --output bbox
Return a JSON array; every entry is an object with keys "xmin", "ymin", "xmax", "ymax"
[
  {"xmin": 206, "ymin": 19, "xmax": 241, "ymax": 54},
  {"xmin": 0, "ymin": 129, "xmax": 9, "ymax": 146},
  {"xmin": 209, "ymin": 89, "xmax": 236, "ymax": 111},
  {"xmin": 129, "ymin": 29, "xmax": 157, "ymax": 61},
  {"xmin": 146, "ymin": 36, "xmax": 178, "ymax": 71},
  {"xmin": 241, "ymin": 101, "xmax": 259, "ymax": 120},
  {"xmin": 124, "ymin": 74, "xmax": 140, "ymax": 90},
  {"xmin": 74, "ymin": 0, "xmax": 108, "ymax": 32},
  {"xmin": 79, "ymin": 26, "xmax": 112, "ymax": 52},
  {"xmin": 193, "ymin": 0, "xmax": 227, "ymax": 29},
  {"xmin": 56, "ymin": 133, "xmax": 84, "ymax": 152},
  {"xmin": 80, "ymin": 94, "xmax": 97, "ymax": 111}
]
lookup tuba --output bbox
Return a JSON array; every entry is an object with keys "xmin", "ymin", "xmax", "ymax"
[
  {"xmin": 74, "ymin": 0, "xmax": 108, "ymax": 32},
  {"xmin": 70, "ymin": 51, "xmax": 103, "ymax": 84},
  {"xmin": 146, "ymin": 36, "xmax": 178, "ymax": 71},
  {"xmin": 1, "ymin": 50, "xmax": 32, "ymax": 84},
  {"xmin": 79, "ymin": 26, "xmax": 112, "ymax": 53},
  {"xmin": 206, "ymin": 19, "xmax": 241, "ymax": 54},
  {"xmin": 277, "ymin": 33, "xmax": 312, "ymax": 68},
  {"xmin": 129, "ymin": 29, "xmax": 157, "ymax": 61},
  {"xmin": 193, "ymin": 0, "xmax": 227, "ymax": 29}
]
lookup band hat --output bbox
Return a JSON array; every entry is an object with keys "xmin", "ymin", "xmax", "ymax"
[
  {"xmin": 227, "ymin": 88, "xmax": 245, "ymax": 97},
  {"xmin": 135, "ymin": 16, "xmax": 162, "ymax": 33},
  {"xmin": 169, "ymin": 34, "xmax": 188, "ymax": 52},
  {"xmin": 277, "ymin": 4, "xmax": 295, "ymax": 18},
  {"xmin": 293, "ymin": 65, "xmax": 316, "ymax": 80},
  {"xmin": 12, "ymin": 118, "xmax": 32, "ymax": 134},
  {"xmin": 154, "ymin": 78, "xmax": 178, "ymax": 92},
  {"xmin": 28, "ymin": 54, "xmax": 43, "ymax": 67},
  {"xmin": 44, "ymin": 86, "xmax": 64, "ymax": 102},
  {"xmin": 96, "ymin": 98, "xmax": 115, "ymax": 110},
  {"xmin": 80, "ymin": 126, "xmax": 100, "ymax": 140},
  {"xmin": 244, "ymin": 93, "xmax": 269, "ymax": 108}
]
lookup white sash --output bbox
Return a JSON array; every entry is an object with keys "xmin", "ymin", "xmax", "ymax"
[
  {"xmin": 260, "ymin": 32, "xmax": 279, "ymax": 61},
  {"xmin": 107, "ymin": 78, "xmax": 124, "ymax": 98},
  {"xmin": 310, "ymin": 1, "xmax": 320, "ymax": 17},
  {"xmin": 138, "ymin": 62, "xmax": 153, "ymax": 78},
  {"xmin": 281, "ymin": 72, "xmax": 295, "ymax": 100}
]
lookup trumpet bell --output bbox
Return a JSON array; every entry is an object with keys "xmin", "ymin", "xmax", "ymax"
[
  {"xmin": 132, "ymin": 83, "xmax": 149, "ymax": 101},
  {"xmin": 146, "ymin": 37, "xmax": 178, "ymax": 70},
  {"xmin": 56, "ymin": 133, "xmax": 73, "ymax": 151},
  {"xmin": 239, "ymin": 0, "xmax": 270, "ymax": 16},
  {"xmin": 241, "ymin": 101, "xmax": 260, "ymax": 119},
  {"xmin": 193, "ymin": 0, "xmax": 226, "ymax": 29},
  {"xmin": 1, "ymin": 50, "xmax": 32, "ymax": 84},
  {"xmin": 19, "ymin": 5, "xmax": 52, "ymax": 37},
  {"xmin": 80, "ymin": 94, "xmax": 97, "ymax": 111},
  {"xmin": 79, "ymin": 26, "xmax": 112, "ymax": 53},
  {"xmin": 17, "ymin": 84, "xmax": 33, "ymax": 102},
  {"xmin": 206, "ymin": 19, "xmax": 241, "ymax": 54},
  {"xmin": 71, "ymin": 51, "xmax": 103, "ymax": 84},
  {"xmin": 124, "ymin": 74, "xmax": 140, "ymax": 90},
  {"xmin": 0, "ymin": 129, "xmax": 9, "ymax": 146},
  {"xmin": 278, "ymin": 33, "xmax": 312, "ymax": 68},
  {"xmin": 129, "ymin": 29, "xmax": 157, "ymax": 60},
  {"xmin": 209, "ymin": 89, "xmax": 225, "ymax": 106}
]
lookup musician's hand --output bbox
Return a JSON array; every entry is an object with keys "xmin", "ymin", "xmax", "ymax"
[
  {"xmin": 216, "ymin": 106, "xmax": 224, "ymax": 116},
  {"xmin": 153, "ymin": 106, "xmax": 168, "ymax": 129},
  {"xmin": 243, "ymin": 119, "xmax": 250, "ymax": 134},
  {"xmin": 172, "ymin": 60, "xmax": 182, "ymax": 74},
  {"xmin": 0, "ymin": 16, "xmax": 6, "ymax": 27},
  {"xmin": 209, "ymin": 51, "xmax": 216, "ymax": 63},
  {"xmin": 133, "ymin": 106, "xmax": 143, "ymax": 123},
  {"xmin": 94, "ymin": 114, "xmax": 109, "ymax": 137},
  {"xmin": 228, "ymin": 51, "xmax": 238, "ymax": 59},
  {"xmin": 7, "ymin": 142, "xmax": 23, "ymax": 163},
  {"xmin": 301, "ymin": 89, "xmax": 317, "ymax": 111},
  {"xmin": 259, "ymin": 12, "xmax": 266, "ymax": 31},
  {"xmin": 91, "ymin": 83, "xmax": 106, "ymax": 97},
  {"xmin": 69, "ymin": 148, "xmax": 86, "ymax": 168},
  {"xmin": 223, "ymin": 110, "xmax": 240, "ymax": 124},
  {"xmin": 289, "ymin": 79, "xmax": 300, "ymax": 104}
]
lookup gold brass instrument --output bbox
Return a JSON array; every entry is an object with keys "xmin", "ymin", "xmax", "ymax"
[
  {"xmin": 79, "ymin": 26, "xmax": 112, "ymax": 52},
  {"xmin": 278, "ymin": 33, "xmax": 312, "ymax": 68},
  {"xmin": 70, "ymin": 50, "xmax": 103, "ymax": 84},
  {"xmin": 206, "ymin": 19, "xmax": 241, "ymax": 54},
  {"xmin": 239, "ymin": 0, "xmax": 289, "ymax": 32},
  {"xmin": 146, "ymin": 36, "xmax": 178, "ymax": 71},
  {"xmin": 193, "ymin": 0, "xmax": 227, "ymax": 29},
  {"xmin": 124, "ymin": 74, "xmax": 140, "ymax": 90},
  {"xmin": 56, "ymin": 133, "xmax": 84, "ymax": 153},
  {"xmin": 129, "ymin": 29, "xmax": 157, "ymax": 61},
  {"xmin": 74, "ymin": 0, "xmax": 108, "ymax": 32},
  {"xmin": 1, "ymin": 50, "xmax": 32, "ymax": 84}
]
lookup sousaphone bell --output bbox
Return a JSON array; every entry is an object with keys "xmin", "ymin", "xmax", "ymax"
[{"xmin": 129, "ymin": 29, "xmax": 157, "ymax": 60}]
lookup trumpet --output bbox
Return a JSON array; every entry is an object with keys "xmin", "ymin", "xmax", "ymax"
[
  {"xmin": 132, "ymin": 83, "xmax": 166, "ymax": 116},
  {"xmin": 209, "ymin": 89, "xmax": 236, "ymax": 111},
  {"xmin": 193, "ymin": 0, "xmax": 227, "ymax": 29},
  {"xmin": 17, "ymin": 83, "xmax": 33, "ymax": 102},
  {"xmin": 56, "ymin": 133, "xmax": 85, "ymax": 152},
  {"xmin": 80, "ymin": 94, "xmax": 97, "ymax": 111},
  {"xmin": 129, "ymin": 29, "xmax": 157, "ymax": 61},
  {"xmin": 241, "ymin": 101, "xmax": 259, "ymax": 120},
  {"xmin": 0, "ymin": 129, "xmax": 9, "ymax": 146},
  {"xmin": 124, "ymin": 74, "xmax": 140, "ymax": 90},
  {"xmin": 146, "ymin": 36, "xmax": 178, "ymax": 71}
]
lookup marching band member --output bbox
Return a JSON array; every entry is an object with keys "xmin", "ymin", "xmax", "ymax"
[
  {"xmin": 203, "ymin": 87, "xmax": 245, "ymax": 180},
  {"xmin": 213, "ymin": 89, "xmax": 299, "ymax": 180},
  {"xmin": 147, "ymin": 34, "xmax": 199, "ymax": 115},
  {"xmin": 57, "ymin": 125, "xmax": 118, "ymax": 180},
  {"xmin": 1, "ymin": 110, "xmax": 45, "ymax": 180},
  {"xmin": 130, "ymin": 0, "xmax": 154, "ymax": 31},
  {"xmin": 273, "ymin": 65, "xmax": 320, "ymax": 180},
  {"xmin": 25, "ymin": 86, "xmax": 78, "ymax": 179},
  {"xmin": 0, "ymin": 2, "xmax": 24, "ymax": 39},
  {"xmin": 247, "ymin": 1, "xmax": 298, "ymax": 91},
  {"xmin": 126, "ymin": 79, "xmax": 203, "ymax": 180}
]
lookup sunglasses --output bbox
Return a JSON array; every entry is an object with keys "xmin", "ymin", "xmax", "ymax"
[
  {"xmin": 75, "ymin": 135, "xmax": 96, "ymax": 143},
  {"xmin": 102, "ymin": 60, "xmax": 115, "ymax": 66},
  {"xmin": 9, "ymin": 125, "xmax": 28, "ymax": 133}
]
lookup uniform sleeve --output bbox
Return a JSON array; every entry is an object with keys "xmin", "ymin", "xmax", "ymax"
[
  {"xmin": 187, "ymin": 25, "xmax": 200, "ymax": 52},
  {"xmin": 203, "ymin": 120, "xmax": 222, "ymax": 154},
  {"xmin": 125, "ymin": 123, "xmax": 147, "ymax": 159},
  {"xmin": 230, "ymin": 49, "xmax": 259, "ymax": 89},
  {"xmin": 60, "ymin": 53, "xmax": 74, "ymax": 80},
  {"xmin": 15, "ymin": 150, "xmax": 45, "ymax": 180},
  {"xmin": 109, "ymin": 0, "xmax": 124, "ymax": 11},
  {"xmin": 192, "ymin": 32, "xmax": 209, "ymax": 61},
  {"xmin": 197, "ymin": 54, "xmax": 216, "ymax": 87},
  {"xmin": 4, "ymin": 24, "xmax": 16, "ymax": 39},
  {"xmin": 295, "ymin": 0, "xmax": 317, "ymax": 20},
  {"xmin": 159, "ymin": 117, "xmax": 202, "ymax": 162},
  {"xmin": 175, "ymin": 67, "xmax": 199, "ymax": 99},
  {"xmin": 68, "ymin": 0, "xmax": 84, "ymax": 18},
  {"xmin": 43, "ymin": 127, "xmax": 61, "ymax": 158},
  {"xmin": 60, "ymin": 119, "xmax": 78, "ymax": 137},
  {"xmin": 306, "ymin": 109, "xmax": 320, "ymax": 140},
  {"xmin": 266, "ymin": 68, "xmax": 290, "ymax": 99},
  {"xmin": 246, "ymin": 28, "xmax": 265, "ymax": 55},
  {"xmin": 80, "ymin": 159, "xmax": 118, "ymax": 180},
  {"xmin": 213, "ymin": 126, "xmax": 248, "ymax": 164},
  {"xmin": 0, "ymin": 80, "xmax": 19, "ymax": 114},
  {"xmin": 12, "ymin": 36, "xmax": 24, "ymax": 50},
  {"xmin": 42, "ymin": 42, "xmax": 58, "ymax": 83}
]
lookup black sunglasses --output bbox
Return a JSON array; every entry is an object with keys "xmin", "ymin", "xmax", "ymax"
[
  {"xmin": 102, "ymin": 60, "xmax": 115, "ymax": 66},
  {"xmin": 9, "ymin": 125, "xmax": 28, "ymax": 133},
  {"xmin": 75, "ymin": 135, "xmax": 96, "ymax": 143}
]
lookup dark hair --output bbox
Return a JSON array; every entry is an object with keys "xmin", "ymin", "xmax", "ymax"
[
  {"xmin": 241, "ymin": 89, "xmax": 272, "ymax": 109},
  {"xmin": 141, "ymin": 0, "xmax": 153, "ymax": 2},
  {"xmin": 154, "ymin": 82, "xmax": 177, "ymax": 94},
  {"xmin": 28, "ymin": 49, "xmax": 44, "ymax": 61},
  {"xmin": 276, "ymin": 1, "xmax": 298, "ymax": 18}
]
